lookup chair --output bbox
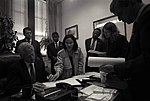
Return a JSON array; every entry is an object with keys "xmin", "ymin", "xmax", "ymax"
[{"xmin": 0, "ymin": 53, "xmax": 20, "ymax": 97}]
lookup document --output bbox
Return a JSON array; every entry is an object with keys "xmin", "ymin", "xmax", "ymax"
[
  {"xmin": 43, "ymin": 77, "xmax": 81, "ymax": 89},
  {"xmin": 88, "ymin": 57, "xmax": 125, "ymax": 67},
  {"xmin": 58, "ymin": 77, "xmax": 81, "ymax": 86},
  {"xmin": 80, "ymin": 85, "xmax": 117, "ymax": 101}
]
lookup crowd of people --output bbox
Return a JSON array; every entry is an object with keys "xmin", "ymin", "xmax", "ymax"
[{"xmin": 0, "ymin": 0, "xmax": 149, "ymax": 101}]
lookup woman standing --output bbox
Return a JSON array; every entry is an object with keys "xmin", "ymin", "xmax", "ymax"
[
  {"xmin": 49, "ymin": 34, "xmax": 84, "ymax": 81},
  {"xmin": 102, "ymin": 22, "xmax": 129, "ymax": 58}
]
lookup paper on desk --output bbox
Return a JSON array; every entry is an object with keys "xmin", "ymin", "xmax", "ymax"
[
  {"xmin": 80, "ymin": 85, "xmax": 117, "ymax": 101},
  {"xmin": 80, "ymin": 85, "xmax": 117, "ymax": 95},
  {"xmin": 85, "ymin": 93, "xmax": 113, "ymax": 101},
  {"xmin": 80, "ymin": 85, "xmax": 99, "ymax": 95},
  {"xmin": 43, "ymin": 81, "xmax": 57, "ymax": 88},
  {"xmin": 58, "ymin": 77, "xmax": 81, "ymax": 85},
  {"xmin": 43, "ymin": 77, "xmax": 81, "ymax": 88}
]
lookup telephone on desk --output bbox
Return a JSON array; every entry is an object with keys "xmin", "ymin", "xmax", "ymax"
[
  {"xmin": 56, "ymin": 82, "xmax": 74, "ymax": 90},
  {"xmin": 36, "ymin": 82, "xmax": 78, "ymax": 101}
]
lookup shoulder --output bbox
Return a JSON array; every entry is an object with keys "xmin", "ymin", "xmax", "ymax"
[
  {"xmin": 33, "ymin": 40, "xmax": 40, "ymax": 44},
  {"xmin": 86, "ymin": 38, "xmax": 91, "ymax": 41},
  {"xmin": 97, "ymin": 38, "xmax": 103, "ymax": 41},
  {"xmin": 85, "ymin": 38, "xmax": 91, "ymax": 43},
  {"xmin": 9, "ymin": 59, "xmax": 23, "ymax": 71},
  {"xmin": 16, "ymin": 39, "xmax": 25, "ymax": 44},
  {"xmin": 116, "ymin": 34, "xmax": 127, "ymax": 41},
  {"xmin": 75, "ymin": 47, "xmax": 83, "ymax": 54},
  {"xmin": 35, "ymin": 58, "xmax": 44, "ymax": 64},
  {"xmin": 47, "ymin": 42, "xmax": 54, "ymax": 47},
  {"xmin": 138, "ymin": 4, "xmax": 150, "ymax": 23},
  {"xmin": 57, "ymin": 49, "xmax": 65, "ymax": 55}
]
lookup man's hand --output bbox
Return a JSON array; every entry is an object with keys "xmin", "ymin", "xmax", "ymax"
[
  {"xmin": 100, "ymin": 64, "xmax": 114, "ymax": 73},
  {"xmin": 33, "ymin": 82, "xmax": 46, "ymax": 93}
]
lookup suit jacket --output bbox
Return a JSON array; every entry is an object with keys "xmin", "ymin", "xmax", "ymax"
[
  {"xmin": 47, "ymin": 41, "xmax": 63, "ymax": 62},
  {"xmin": 114, "ymin": 4, "xmax": 150, "ymax": 101},
  {"xmin": 5, "ymin": 58, "xmax": 48, "ymax": 96},
  {"xmin": 15, "ymin": 39, "xmax": 43, "ymax": 60},
  {"xmin": 85, "ymin": 38, "xmax": 105, "ymax": 72},
  {"xmin": 85, "ymin": 38, "xmax": 105, "ymax": 56}
]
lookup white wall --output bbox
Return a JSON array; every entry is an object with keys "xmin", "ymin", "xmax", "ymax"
[
  {"xmin": 61, "ymin": 0, "xmax": 112, "ymax": 71},
  {"xmin": 61, "ymin": 0, "xmax": 150, "ymax": 71}
]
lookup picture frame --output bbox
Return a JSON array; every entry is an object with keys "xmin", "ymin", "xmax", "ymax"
[
  {"xmin": 93, "ymin": 15, "xmax": 127, "ymax": 37},
  {"xmin": 65, "ymin": 25, "xmax": 79, "ymax": 39}
]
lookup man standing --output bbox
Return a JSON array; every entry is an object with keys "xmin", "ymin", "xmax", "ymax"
[
  {"xmin": 85, "ymin": 28, "xmax": 105, "ymax": 72},
  {"xmin": 47, "ymin": 32, "xmax": 63, "ymax": 75},
  {"xmin": 15, "ymin": 27, "xmax": 43, "ymax": 60},
  {"xmin": 100, "ymin": 0, "xmax": 150, "ymax": 101}
]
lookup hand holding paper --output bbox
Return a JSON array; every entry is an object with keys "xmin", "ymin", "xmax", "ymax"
[{"xmin": 99, "ymin": 65, "xmax": 114, "ymax": 73}]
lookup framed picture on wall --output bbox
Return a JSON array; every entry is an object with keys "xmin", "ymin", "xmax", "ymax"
[
  {"xmin": 93, "ymin": 15, "xmax": 127, "ymax": 37},
  {"xmin": 65, "ymin": 25, "xmax": 79, "ymax": 39}
]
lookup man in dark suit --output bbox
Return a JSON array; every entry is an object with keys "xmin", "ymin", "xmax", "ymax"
[
  {"xmin": 100, "ymin": 0, "xmax": 150, "ymax": 101},
  {"xmin": 47, "ymin": 32, "xmax": 63, "ymax": 75},
  {"xmin": 5, "ymin": 42, "xmax": 50, "ymax": 99},
  {"xmin": 15, "ymin": 27, "xmax": 43, "ymax": 60},
  {"xmin": 85, "ymin": 28, "xmax": 105, "ymax": 72}
]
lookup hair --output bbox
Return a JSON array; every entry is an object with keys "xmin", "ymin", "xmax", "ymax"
[
  {"xmin": 52, "ymin": 32, "xmax": 59, "ymax": 36},
  {"xmin": 110, "ymin": 0, "xmax": 143, "ymax": 13},
  {"xmin": 23, "ymin": 27, "xmax": 32, "ymax": 34},
  {"xmin": 63, "ymin": 34, "xmax": 78, "ymax": 51},
  {"xmin": 102, "ymin": 22, "xmax": 120, "ymax": 34},
  {"xmin": 94, "ymin": 28, "xmax": 101, "ymax": 36},
  {"xmin": 18, "ymin": 42, "xmax": 34, "ymax": 58},
  {"xmin": 102, "ymin": 22, "xmax": 120, "ymax": 40}
]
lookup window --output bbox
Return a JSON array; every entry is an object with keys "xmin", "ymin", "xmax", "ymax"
[
  {"xmin": 35, "ymin": 0, "xmax": 47, "ymax": 42},
  {"xmin": 13, "ymin": 0, "xmax": 47, "ymax": 42},
  {"xmin": 13, "ymin": 0, "xmax": 28, "ymax": 40}
]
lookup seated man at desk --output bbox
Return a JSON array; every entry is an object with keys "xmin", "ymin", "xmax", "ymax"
[{"xmin": 5, "ymin": 42, "xmax": 50, "ymax": 99}]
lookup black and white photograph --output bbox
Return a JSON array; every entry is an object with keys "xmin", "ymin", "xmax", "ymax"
[{"xmin": 0, "ymin": 0, "xmax": 150, "ymax": 101}]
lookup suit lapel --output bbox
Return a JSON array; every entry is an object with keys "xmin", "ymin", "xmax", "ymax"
[{"xmin": 20, "ymin": 60, "xmax": 32, "ymax": 82}]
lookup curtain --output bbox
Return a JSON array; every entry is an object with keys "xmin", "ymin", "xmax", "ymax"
[
  {"xmin": 46, "ymin": 0, "xmax": 62, "ymax": 41},
  {"xmin": 0, "ymin": 0, "xmax": 13, "ymax": 18}
]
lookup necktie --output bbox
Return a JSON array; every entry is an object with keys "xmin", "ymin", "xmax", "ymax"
[
  {"xmin": 90, "ymin": 39, "xmax": 96, "ymax": 50},
  {"xmin": 30, "ymin": 63, "xmax": 36, "ymax": 83},
  {"xmin": 56, "ymin": 43, "xmax": 58, "ymax": 49}
]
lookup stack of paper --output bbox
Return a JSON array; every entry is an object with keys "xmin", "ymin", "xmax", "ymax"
[{"xmin": 80, "ymin": 85, "xmax": 117, "ymax": 101}]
